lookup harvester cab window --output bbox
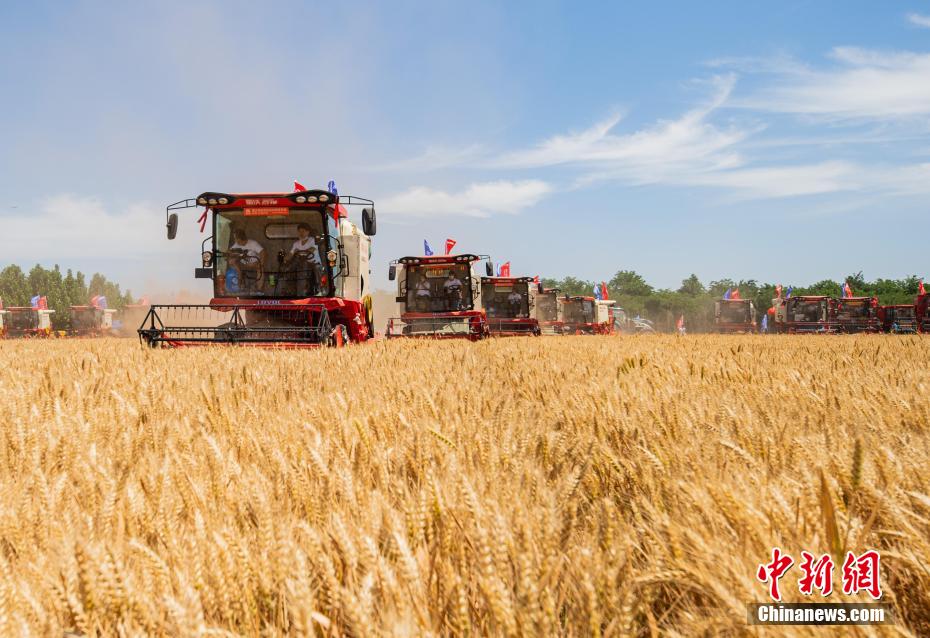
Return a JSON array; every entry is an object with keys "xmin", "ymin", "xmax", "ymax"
[
  {"xmin": 836, "ymin": 300, "xmax": 870, "ymax": 321},
  {"xmin": 564, "ymin": 300, "xmax": 594, "ymax": 323},
  {"xmin": 9, "ymin": 310, "xmax": 38, "ymax": 330},
  {"xmin": 720, "ymin": 302, "xmax": 751, "ymax": 323},
  {"xmin": 482, "ymin": 281, "xmax": 529, "ymax": 318},
  {"xmin": 791, "ymin": 300, "xmax": 824, "ymax": 323},
  {"xmin": 537, "ymin": 294, "xmax": 558, "ymax": 321},
  {"xmin": 406, "ymin": 264, "xmax": 472, "ymax": 312},
  {"xmin": 215, "ymin": 210, "xmax": 329, "ymax": 298}
]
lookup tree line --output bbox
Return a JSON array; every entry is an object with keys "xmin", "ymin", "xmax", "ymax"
[
  {"xmin": 541, "ymin": 271, "xmax": 924, "ymax": 333},
  {"xmin": 0, "ymin": 264, "xmax": 136, "ymax": 330}
]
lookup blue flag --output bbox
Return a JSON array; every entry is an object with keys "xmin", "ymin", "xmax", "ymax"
[
  {"xmin": 761, "ymin": 314, "xmax": 768, "ymax": 331},
  {"xmin": 593, "ymin": 283, "xmax": 602, "ymax": 300},
  {"xmin": 723, "ymin": 287, "xmax": 732, "ymax": 300},
  {"xmin": 327, "ymin": 180, "xmax": 338, "ymax": 195},
  {"xmin": 786, "ymin": 286, "xmax": 793, "ymax": 298},
  {"xmin": 30, "ymin": 295, "xmax": 40, "ymax": 308},
  {"xmin": 423, "ymin": 240, "xmax": 433, "ymax": 256}
]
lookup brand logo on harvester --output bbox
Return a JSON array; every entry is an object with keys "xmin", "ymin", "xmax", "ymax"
[{"xmin": 756, "ymin": 548, "xmax": 883, "ymax": 601}]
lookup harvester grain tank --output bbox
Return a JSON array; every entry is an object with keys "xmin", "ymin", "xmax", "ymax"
[
  {"xmin": 4, "ymin": 307, "xmax": 55, "ymax": 338},
  {"xmin": 385, "ymin": 254, "xmax": 493, "ymax": 340},
  {"xmin": 877, "ymin": 304, "xmax": 917, "ymax": 333},
  {"xmin": 714, "ymin": 299, "xmax": 756, "ymax": 333},
  {"xmin": 480, "ymin": 276, "xmax": 540, "ymax": 336},
  {"xmin": 535, "ymin": 287, "xmax": 565, "ymax": 335},
  {"xmin": 139, "ymin": 187, "xmax": 376, "ymax": 347},
  {"xmin": 834, "ymin": 296, "xmax": 880, "ymax": 333},
  {"xmin": 771, "ymin": 295, "xmax": 837, "ymax": 333}
]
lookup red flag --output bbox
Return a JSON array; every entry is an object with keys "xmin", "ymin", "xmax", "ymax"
[
  {"xmin": 39, "ymin": 296, "xmax": 48, "ymax": 310},
  {"xmin": 444, "ymin": 238, "xmax": 457, "ymax": 255},
  {"xmin": 500, "ymin": 262, "xmax": 511, "ymax": 277},
  {"xmin": 293, "ymin": 180, "xmax": 306, "ymax": 192},
  {"xmin": 732, "ymin": 288, "xmax": 741, "ymax": 300},
  {"xmin": 676, "ymin": 314, "xmax": 685, "ymax": 330},
  {"xmin": 197, "ymin": 209, "xmax": 208, "ymax": 233},
  {"xmin": 600, "ymin": 281, "xmax": 609, "ymax": 300},
  {"xmin": 920, "ymin": 279, "xmax": 926, "ymax": 295},
  {"xmin": 533, "ymin": 275, "xmax": 540, "ymax": 285},
  {"xmin": 775, "ymin": 284, "xmax": 783, "ymax": 298}
]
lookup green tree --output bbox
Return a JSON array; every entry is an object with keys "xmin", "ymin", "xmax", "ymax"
[
  {"xmin": 609, "ymin": 270, "xmax": 653, "ymax": 297},
  {"xmin": 678, "ymin": 274, "xmax": 705, "ymax": 296}
]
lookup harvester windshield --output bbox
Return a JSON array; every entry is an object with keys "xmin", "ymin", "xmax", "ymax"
[
  {"xmin": 8, "ymin": 310, "xmax": 37, "ymax": 330},
  {"xmin": 405, "ymin": 264, "xmax": 474, "ymax": 312},
  {"xmin": 836, "ymin": 298, "xmax": 872, "ymax": 320},
  {"xmin": 894, "ymin": 306, "xmax": 915, "ymax": 319},
  {"xmin": 719, "ymin": 301, "xmax": 752, "ymax": 323},
  {"xmin": 214, "ymin": 208, "xmax": 336, "ymax": 298},
  {"xmin": 564, "ymin": 299, "xmax": 595, "ymax": 323},
  {"xmin": 789, "ymin": 299, "xmax": 826, "ymax": 322},
  {"xmin": 537, "ymin": 293, "xmax": 559, "ymax": 322},
  {"xmin": 481, "ymin": 280, "xmax": 530, "ymax": 318}
]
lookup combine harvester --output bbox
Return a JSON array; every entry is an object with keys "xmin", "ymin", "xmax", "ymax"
[
  {"xmin": 69, "ymin": 296, "xmax": 117, "ymax": 337},
  {"xmin": 3, "ymin": 297, "xmax": 55, "ymax": 338},
  {"xmin": 385, "ymin": 253, "xmax": 493, "ymax": 340},
  {"xmin": 480, "ymin": 276, "xmax": 540, "ymax": 336},
  {"xmin": 916, "ymin": 286, "xmax": 930, "ymax": 333},
  {"xmin": 139, "ymin": 186, "xmax": 376, "ymax": 347},
  {"xmin": 834, "ymin": 284, "xmax": 880, "ymax": 334},
  {"xmin": 535, "ymin": 287, "xmax": 565, "ymax": 335},
  {"xmin": 562, "ymin": 295, "xmax": 616, "ymax": 335},
  {"xmin": 714, "ymin": 290, "xmax": 756, "ymax": 333},
  {"xmin": 877, "ymin": 304, "xmax": 917, "ymax": 333},
  {"xmin": 770, "ymin": 295, "xmax": 837, "ymax": 333}
]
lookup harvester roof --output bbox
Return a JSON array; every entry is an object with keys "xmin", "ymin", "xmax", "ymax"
[
  {"xmin": 192, "ymin": 189, "xmax": 363, "ymax": 219},
  {"xmin": 397, "ymin": 254, "xmax": 483, "ymax": 265},
  {"xmin": 481, "ymin": 276, "xmax": 533, "ymax": 283}
]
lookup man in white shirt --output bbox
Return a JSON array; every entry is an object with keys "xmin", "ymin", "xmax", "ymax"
[
  {"xmin": 507, "ymin": 290, "xmax": 524, "ymax": 316},
  {"xmin": 444, "ymin": 272, "xmax": 464, "ymax": 310},
  {"xmin": 284, "ymin": 223, "xmax": 322, "ymax": 295},
  {"xmin": 229, "ymin": 228, "xmax": 265, "ymax": 291}
]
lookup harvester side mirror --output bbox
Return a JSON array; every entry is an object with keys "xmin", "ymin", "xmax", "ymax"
[
  {"xmin": 362, "ymin": 207, "xmax": 377, "ymax": 236},
  {"xmin": 388, "ymin": 264, "xmax": 396, "ymax": 281},
  {"xmin": 486, "ymin": 262, "xmax": 494, "ymax": 277},
  {"xmin": 167, "ymin": 213, "xmax": 179, "ymax": 240}
]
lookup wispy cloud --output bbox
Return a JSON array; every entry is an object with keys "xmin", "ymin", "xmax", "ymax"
[
  {"xmin": 380, "ymin": 180, "xmax": 551, "ymax": 217},
  {"xmin": 907, "ymin": 12, "xmax": 930, "ymax": 28},
  {"xmin": 731, "ymin": 46, "xmax": 930, "ymax": 118}
]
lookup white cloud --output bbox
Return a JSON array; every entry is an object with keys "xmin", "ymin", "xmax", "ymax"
[
  {"xmin": 907, "ymin": 12, "xmax": 930, "ymax": 28},
  {"xmin": 379, "ymin": 180, "xmax": 551, "ymax": 217},
  {"xmin": 733, "ymin": 46, "xmax": 930, "ymax": 118}
]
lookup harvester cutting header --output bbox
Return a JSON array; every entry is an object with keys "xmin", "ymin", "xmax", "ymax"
[{"xmin": 139, "ymin": 185, "xmax": 376, "ymax": 347}]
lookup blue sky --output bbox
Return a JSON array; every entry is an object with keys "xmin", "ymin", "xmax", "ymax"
[{"xmin": 2, "ymin": 1, "xmax": 929, "ymax": 298}]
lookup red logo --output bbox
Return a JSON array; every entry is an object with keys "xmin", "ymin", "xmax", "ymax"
[{"xmin": 758, "ymin": 549, "xmax": 882, "ymax": 601}]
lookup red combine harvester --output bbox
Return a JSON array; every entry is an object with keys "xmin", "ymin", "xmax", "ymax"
[
  {"xmin": 562, "ymin": 296, "xmax": 615, "ymax": 335},
  {"xmin": 70, "ymin": 299, "xmax": 117, "ymax": 337},
  {"xmin": 877, "ymin": 304, "xmax": 918, "ymax": 333},
  {"xmin": 771, "ymin": 296, "xmax": 837, "ymax": 333},
  {"xmin": 916, "ymin": 293, "xmax": 930, "ymax": 333},
  {"xmin": 139, "ymin": 187, "xmax": 376, "ymax": 347},
  {"xmin": 535, "ymin": 287, "xmax": 565, "ymax": 335},
  {"xmin": 714, "ymin": 299, "xmax": 756, "ymax": 333},
  {"xmin": 385, "ymin": 254, "xmax": 493, "ymax": 340},
  {"xmin": 834, "ymin": 296, "xmax": 880, "ymax": 333},
  {"xmin": 480, "ymin": 276, "xmax": 540, "ymax": 336},
  {"xmin": 3, "ymin": 307, "xmax": 55, "ymax": 338}
]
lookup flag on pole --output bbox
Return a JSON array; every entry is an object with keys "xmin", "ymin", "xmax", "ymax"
[
  {"xmin": 775, "ymin": 284, "xmax": 783, "ymax": 298},
  {"xmin": 444, "ymin": 238, "xmax": 456, "ymax": 255},
  {"xmin": 920, "ymin": 279, "xmax": 926, "ymax": 295},
  {"xmin": 593, "ymin": 283, "xmax": 602, "ymax": 300},
  {"xmin": 533, "ymin": 275, "xmax": 540, "ymax": 286},
  {"xmin": 38, "ymin": 296, "xmax": 48, "ymax": 310},
  {"xmin": 676, "ymin": 315, "xmax": 685, "ymax": 333},
  {"xmin": 423, "ymin": 240, "xmax": 434, "ymax": 256},
  {"xmin": 500, "ymin": 262, "xmax": 510, "ymax": 277},
  {"xmin": 761, "ymin": 314, "xmax": 768, "ymax": 332},
  {"xmin": 30, "ymin": 295, "xmax": 40, "ymax": 308},
  {"xmin": 843, "ymin": 282, "xmax": 853, "ymax": 298},
  {"xmin": 293, "ymin": 180, "xmax": 306, "ymax": 192},
  {"xmin": 600, "ymin": 281, "xmax": 609, "ymax": 300},
  {"xmin": 732, "ymin": 288, "xmax": 741, "ymax": 300},
  {"xmin": 723, "ymin": 288, "xmax": 731, "ymax": 300},
  {"xmin": 327, "ymin": 180, "xmax": 338, "ymax": 195},
  {"xmin": 786, "ymin": 286, "xmax": 793, "ymax": 298}
]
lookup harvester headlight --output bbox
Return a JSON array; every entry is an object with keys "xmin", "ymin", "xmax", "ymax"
[
  {"xmin": 319, "ymin": 194, "xmax": 330, "ymax": 202},
  {"xmin": 326, "ymin": 249, "xmax": 338, "ymax": 266},
  {"xmin": 197, "ymin": 197, "xmax": 208, "ymax": 205},
  {"xmin": 208, "ymin": 198, "xmax": 218, "ymax": 205},
  {"xmin": 295, "ymin": 196, "xmax": 307, "ymax": 203},
  {"xmin": 306, "ymin": 195, "xmax": 318, "ymax": 203},
  {"xmin": 202, "ymin": 251, "xmax": 214, "ymax": 266},
  {"xmin": 217, "ymin": 197, "xmax": 229, "ymax": 204}
]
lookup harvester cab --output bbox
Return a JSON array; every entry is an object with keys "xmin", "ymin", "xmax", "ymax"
[
  {"xmin": 535, "ymin": 287, "xmax": 565, "ymax": 335},
  {"xmin": 480, "ymin": 276, "xmax": 540, "ymax": 336},
  {"xmin": 877, "ymin": 304, "xmax": 917, "ymax": 333},
  {"xmin": 385, "ymin": 254, "xmax": 492, "ymax": 340},
  {"xmin": 835, "ymin": 297, "xmax": 880, "ymax": 333},
  {"xmin": 771, "ymin": 296, "xmax": 837, "ymax": 333},
  {"xmin": 4, "ymin": 307, "xmax": 55, "ymax": 338},
  {"xmin": 70, "ymin": 305, "xmax": 117, "ymax": 337},
  {"xmin": 714, "ymin": 299, "xmax": 756, "ymax": 333},
  {"xmin": 562, "ymin": 296, "xmax": 614, "ymax": 334},
  {"xmin": 915, "ymin": 293, "xmax": 930, "ymax": 333},
  {"xmin": 140, "ymin": 188, "xmax": 376, "ymax": 347}
]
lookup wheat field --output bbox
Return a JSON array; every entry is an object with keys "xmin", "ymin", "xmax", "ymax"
[{"xmin": 0, "ymin": 335, "xmax": 927, "ymax": 636}]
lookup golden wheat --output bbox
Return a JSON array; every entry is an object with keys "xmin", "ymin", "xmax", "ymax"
[{"xmin": 0, "ymin": 335, "xmax": 927, "ymax": 636}]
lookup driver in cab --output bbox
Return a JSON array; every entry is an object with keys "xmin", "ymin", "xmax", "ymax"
[
  {"xmin": 228, "ymin": 228, "xmax": 266, "ymax": 291},
  {"xmin": 444, "ymin": 272, "xmax": 464, "ymax": 311},
  {"xmin": 282, "ymin": 223, "xmax": 322, "ymax": 295},
  {"xmin": 414, "ymin": 272, "xmax": 433, "ymax": 311},
  {"xmin": 507, "ymin": 289, "xmax": 523, "ymax": 316}
]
